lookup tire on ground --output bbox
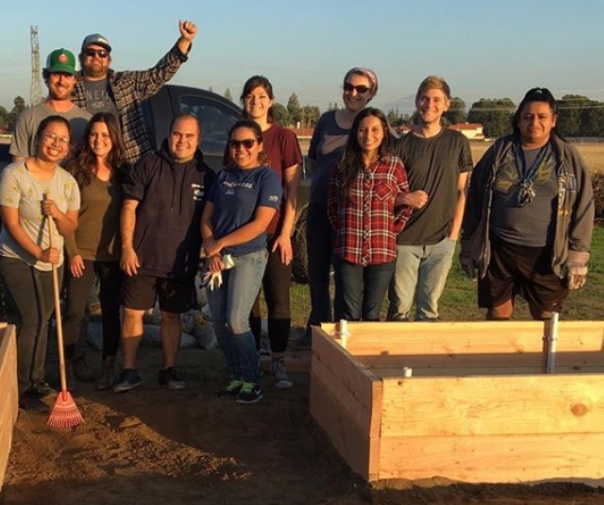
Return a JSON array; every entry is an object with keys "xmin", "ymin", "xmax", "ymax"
[{"xmin": 292, "ymin": 205, "xmax": 309, "ymax": 284}]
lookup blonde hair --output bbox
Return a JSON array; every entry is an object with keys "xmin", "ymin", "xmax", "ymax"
[{"xmin": 416, "ymin": 75, "xmax": 451, "ymax": 101}]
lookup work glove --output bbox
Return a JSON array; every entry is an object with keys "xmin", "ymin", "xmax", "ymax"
[
  {"xmin": 563, "ymin": 263, "xmax": 588, "ymax": 290},
  {"xmin": 458, "ymin": 244, "xmax": 477, "ymax": 280},
  {"xmin": 201, "ymin": 254, "xmax": 235, "ymax": 291}
]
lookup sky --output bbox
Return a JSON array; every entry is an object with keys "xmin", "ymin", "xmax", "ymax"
[{"xmin": 2, "ymin": 0, "xmax": 604, "ymax": 115}]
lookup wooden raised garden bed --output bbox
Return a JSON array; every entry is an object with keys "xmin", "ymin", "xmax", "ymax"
[
  {"xmin": 0, "ymin": 323, "xmax": 18, "ymax": 493},
  {"xmin": 310, "ymin": 320, "xmax": 604, "ymax": 484}
]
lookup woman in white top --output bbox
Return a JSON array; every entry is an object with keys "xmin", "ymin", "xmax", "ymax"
[{"xmin": 0, "ymin": 115, "xmax": 80, "ymax": 412}]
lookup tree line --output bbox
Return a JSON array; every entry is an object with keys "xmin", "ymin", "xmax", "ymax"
[
  {"xmin": 3, "ymin": 90, "xmax": 604, "ymax": 138},
  {"xmin": 386, "ymin": 95, "xmax": 604, "ymax": 139}
]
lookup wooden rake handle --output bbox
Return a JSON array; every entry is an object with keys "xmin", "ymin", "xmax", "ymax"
[{"xmin": 47, "ymin": 215, "xmax": 68, "ymax": 393}]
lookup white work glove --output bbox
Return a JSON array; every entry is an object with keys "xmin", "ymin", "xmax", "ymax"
[{"xmin": 201, "ymin": 254, "xmax": 235, "ymax": 291}]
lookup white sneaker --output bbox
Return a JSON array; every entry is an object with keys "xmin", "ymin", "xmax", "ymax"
[{"xmin": 270, "ymin": 359, "xmax": 293, "ymax": 389}]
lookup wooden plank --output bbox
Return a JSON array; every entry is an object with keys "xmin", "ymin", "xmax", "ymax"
[
  {"xmin": 380, "ymin": 374, "xmax": 604, "ymax": 437},
  {"xmin": 0, "ymin": 325, "xmax": 18, "ymax": 493},
  {"xmin": 358, "ymin": 351, "xmax": 604, "ymax": 370},
  {"xmin": 368, "ymin": 364, "xmax": 604, "ymax": 376},
  {"xmin": 311, "ymin": 326, "xmax": 382, "ymax": 438},
  {"xmin": 378, "ymin": 433, "xmax": 604, "ymax": 483},
  {"xmin": 321, "ymin": 321, "xmax": 604, "ymax": 357},
  {"xmin": 310, "ymin": 372, "xmax": 378, "ymax": 481}
]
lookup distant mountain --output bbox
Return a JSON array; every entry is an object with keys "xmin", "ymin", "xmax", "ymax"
[{"xmin": 381, "ymin": 94, "xmax": 416, "ymax": 115}]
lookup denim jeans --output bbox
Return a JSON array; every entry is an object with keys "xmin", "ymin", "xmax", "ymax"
[
  {"xmin": 305, "ymin": 202, "xmax": 334, "ymax": 330},
  {"xmin": 63, "ymin": 260, "xmax": 122, "ymax": 359},
  {"xmin": 207, "ymin": 249, "xmax": 267, "ymax": 384},
  {"xmin": 0, "ymin": 256, "xmax": 63, "ymax": 395},
  {"xmin": 387, "ymin": 237, "xmax": 457, "ymax": 321},
  {"xmin": 334, "ymin": 257, "xmax": 395, "ymax": 321}
]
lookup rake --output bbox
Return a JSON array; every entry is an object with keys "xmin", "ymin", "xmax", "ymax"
[{"xmin": 46, "ymin": 213, "xmax": 84, "ymax": 428}]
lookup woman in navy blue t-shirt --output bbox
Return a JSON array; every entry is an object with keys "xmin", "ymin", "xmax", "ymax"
[{"xmin": 201, "ymin": 120, "xmax": 283, "ymax": 404}]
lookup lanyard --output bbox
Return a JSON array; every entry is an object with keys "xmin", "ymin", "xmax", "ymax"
[
  {"xmin": 512, "ymin": 141, "xmax": 551, "ymax": 207},
  {"xmin": 513, "ymin": 141, "xmax": 551, "ymax": 183}
]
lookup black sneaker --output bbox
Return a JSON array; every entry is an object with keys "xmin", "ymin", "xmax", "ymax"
[
  {"xmin": 19, "ymin": 391, "xmax": 50, "ymax": 413},
  {"xmin": 158, "ymin": 367, "xmax": 186, "ymax": 390},
  {"xmin": 236, "ymin": 381, "xmax": 263, "ymax": 404},
  {"xmin": 72, "ymin": 357, "xmax": 96, "ymax": 382},
  {"xmin": 217, "ymin": 378, "xmax": 244, "ymax": 398},
  {"xmin": 30, "ymin": 381, "xmax": 56, "ymax": 398},
  {"xmin": 112, "ymin": 368, "xmax": 143, "ymax": 393}
]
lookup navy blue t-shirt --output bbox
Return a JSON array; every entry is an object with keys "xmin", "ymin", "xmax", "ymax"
[{"xmin": 208, "ymin": 165, "xmax": 283, "ymax": 256}]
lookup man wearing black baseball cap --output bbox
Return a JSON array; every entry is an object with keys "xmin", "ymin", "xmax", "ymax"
[
  {"xmin": 72, "ymin": 20, "xmax": 198, "ymax": 165},
  {"xmin": 10, "ymin": 48, "xmax": 91, "ymax": 161}
]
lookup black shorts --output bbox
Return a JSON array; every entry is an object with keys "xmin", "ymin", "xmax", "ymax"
[
  {"xmin": 122, "ymin": 274, "xmax": 195, "ymax": 314},
  {"xmin": 478, "ymin": 236, "xmax": 568, "ymax": 313}
]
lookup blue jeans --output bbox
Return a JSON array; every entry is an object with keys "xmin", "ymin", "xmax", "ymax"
[
  {"xmin": 387, "ymin": 237, "xmax": 457, "ymax": 321},
  {"xmin": 207, "ymin": 249, "xmax": 267, "ymax": 384},
  {"xmin": 334, "ymin": 257, "xmax": 395, "ymax": 321},
  {"xmin": 305, "ymin": 203, "xmax": 334, "ymax": 330}
]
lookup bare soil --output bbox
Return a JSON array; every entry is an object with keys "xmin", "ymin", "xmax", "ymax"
[{"xmin": 3, "ymin": 344, "xmax": 604, "ymax": 505}]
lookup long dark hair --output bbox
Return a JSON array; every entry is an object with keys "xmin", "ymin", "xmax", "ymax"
[
  {"xmin": 337, "ymin": 107, "xmax": 391, "ymax": 189},
  {"xmin": 240, "ymin": 75, "xmax": 275, "ymax": 124},
  {"xmin": 226, "ymin": 120, "xmax": 269, "ymax": 167},
  {"xmin": 67, "ymin": 112, "xmax": 129, "ymax": 188}
]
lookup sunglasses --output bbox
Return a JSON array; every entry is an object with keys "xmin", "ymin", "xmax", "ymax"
[
  {"xmin": 84, "ymin": 48, "xmax": 109, "ymax": 58},
  {"xmin": 344, "ymin": 83, "xmax": 371, "ymax": 94},
  {"xmin": 229, "ymin": 139, "xmax": 257, "ymax": 149}
]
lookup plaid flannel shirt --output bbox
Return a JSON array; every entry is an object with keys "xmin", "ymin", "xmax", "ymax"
[
  {"xmin": 72, "ymin": 44, "xmax": 188, "ymax": 165},
  {"xmin": 327, "ymin": 156, "xmax": 412, "ymax": 266}
]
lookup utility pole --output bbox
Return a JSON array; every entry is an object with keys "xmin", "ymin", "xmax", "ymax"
[{"xmin": 30, "ymin": 25, "xmax": 43, "ymax": 106}]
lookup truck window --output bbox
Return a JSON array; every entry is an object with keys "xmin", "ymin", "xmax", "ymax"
[{"xmin": 179, "ymin": 95, "xmax": 239, "ymax": 162}]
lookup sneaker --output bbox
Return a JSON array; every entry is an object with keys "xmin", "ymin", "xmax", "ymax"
[
  {"xmin": 236, "ymin": 381, "xmax": 263, "ymax": 404},
  {"xmin": 113, "ymin": 368, "xmax": 143, "ymax": 393},
  {"xmin": 158, "ymin": 367, "xmax": 186, "ymax": 390},
  {"xmin": 18, "ymin": 391, "xmax": 50, "ymax": 413},
  {"xmin": 96, "ymin": 367, "xmax": 116, "ymax": 391},
  {"xmin": 217, "ymin": 378, "xmax": 244, "ymax": 398},
  {"xmin": 258, "ymin": 340, "xmax": 271, "ymax": 357},
  {"xmin": 72, "ymin": 357, "xmax": 96, "ymax": 382},
  {"xmin": 271, "ymin": 359, "xmax": 293, "ymax": 389},
  {"xmin": 30, "ymin": 381, "xmax": 55, "ymax": 398},
  {"xmin": 291, "ymin": 333, "xmax": 312, "ymax": 350}
]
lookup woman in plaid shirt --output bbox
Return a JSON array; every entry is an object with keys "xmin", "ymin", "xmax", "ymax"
[{"xmin": 327, "ymin": 108, "xmax": 413, "ymax": 321}]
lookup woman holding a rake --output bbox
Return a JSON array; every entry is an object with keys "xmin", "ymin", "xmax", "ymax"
[{"xmin": 0, "ymin": 115, "xmax": 80, "ymax": 412}]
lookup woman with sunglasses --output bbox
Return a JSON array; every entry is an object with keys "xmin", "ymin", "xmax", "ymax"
[
  {"xmin": 237, "ymin": 75, "xmax": 302, "ymax": 389},
  {"xmin": 201, "ymin": 120, "xmax": 283, "ymax": 404},
  {"xmin": 328, "ymin": 108, "xmax": 412, "ymax": 321},
  {"xmin": 296, "ymin": 67, "xmax": 378, "ymax": 348},
  {"xmin": 63, "ymin": 112, "xmax": 130, "ymax": 391},
  {"xmin": 0, "ymin": 115, "xmax": 80, "ymax": 412}
]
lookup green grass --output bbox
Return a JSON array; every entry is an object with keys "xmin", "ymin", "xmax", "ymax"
[{"xmin": 288, "ymin": 226, "xmax": 604, "ymax": 330}]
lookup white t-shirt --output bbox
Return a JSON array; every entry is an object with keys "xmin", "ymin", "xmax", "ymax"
[{"xmin": 0, "ymin": 160, "xmax": 80, "ymax": 270}]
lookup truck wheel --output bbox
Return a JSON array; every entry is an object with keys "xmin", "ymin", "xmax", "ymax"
[{"xmin": 292, "ymin": 205, "xmax": 309, "ymax": 284}]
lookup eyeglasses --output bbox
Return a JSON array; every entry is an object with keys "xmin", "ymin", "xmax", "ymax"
[
  {"xmin": 42, "ymin": 132, "xmax": 70, "ymax": 147},
  {"xmin": 84, "ymin": 48, "xmax": 109, "ymax": 59},
  {"xmin": 229, "ymin": 139, "xmax": 257, "ymax": 149},
  {"xmin": 344, "ymin": 83, "xmax": 371, "ymax": 94}
]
